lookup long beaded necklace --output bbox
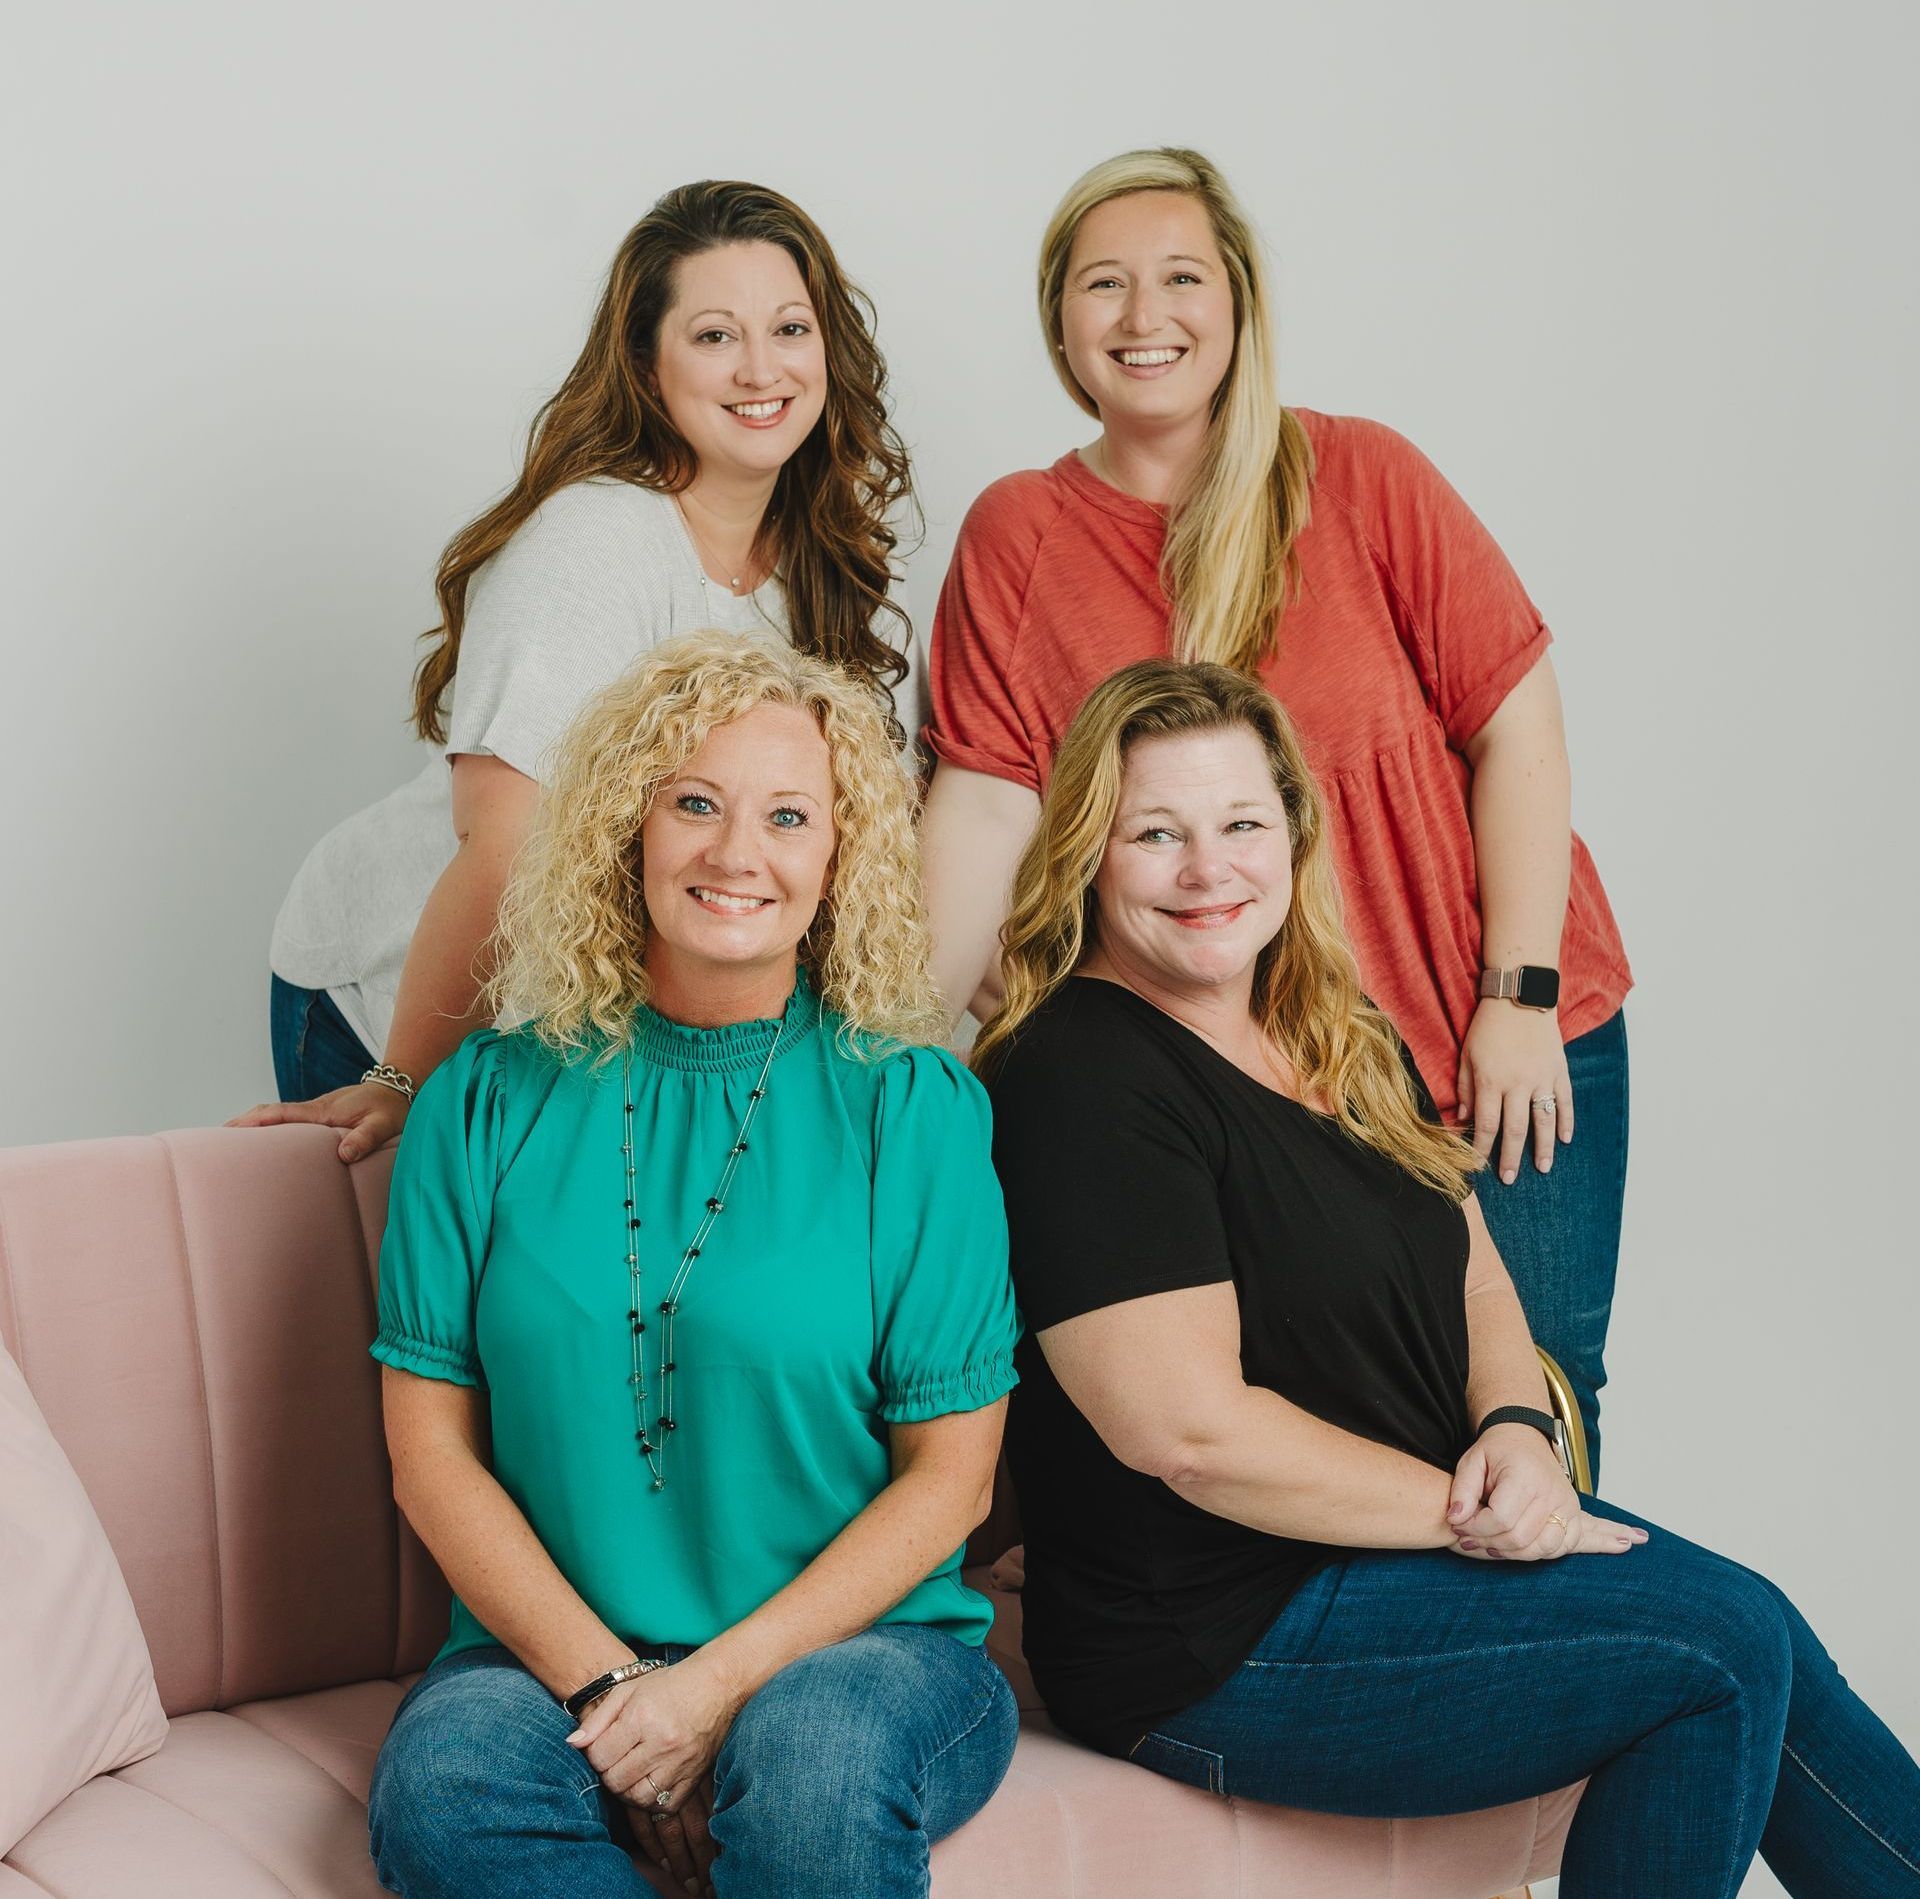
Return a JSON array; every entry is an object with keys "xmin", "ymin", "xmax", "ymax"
[{"xmin": 620, "ymin": 1026, "xmax": 779, "ymax": 1491}]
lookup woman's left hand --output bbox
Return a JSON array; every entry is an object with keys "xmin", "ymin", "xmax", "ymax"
[
  {"xmin": 1455, "ymin": 999, "xmax": 1573, "ymax": 1185},
  {"xmin": 568, "ymin": 1654, "xmax": 741, "ymax": 1829}
]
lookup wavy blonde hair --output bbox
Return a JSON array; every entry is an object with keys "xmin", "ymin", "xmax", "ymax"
[
  {"xmin": 973, "ymin": 660, "xmax": 1477, "ymax": 1197},
  {"xmin": 1039, "ymin": 148, "xmax": 1315, "ymax": 676},
  {"xmin": 490, "ymin": 632, "xmax": 943, "ymax": 1059}
]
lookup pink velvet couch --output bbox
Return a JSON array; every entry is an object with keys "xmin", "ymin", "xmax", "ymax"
[{"xmin": 0, "ymin": 1125, "xmax": 1579, "ymax": 1896}]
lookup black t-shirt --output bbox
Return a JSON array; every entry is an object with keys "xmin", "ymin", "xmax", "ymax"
[{"xmin": 987, "ymin": 978, "xmax": 1473, "ymax": 1756}]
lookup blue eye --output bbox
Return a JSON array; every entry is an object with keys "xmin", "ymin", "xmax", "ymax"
[
  {"xmin": 1225, "ymin": 818, "xmax": 1265, "ymax": 833},
  {"xmin": 770, "ymin": 806, "xmax": 809, "ymax": 829},
  {"xmin": 676, "ymin": 793, "xmax": 717, "ymax": 815},
  {"xmin": 1136, "ymin": 826, "xmax": 1178, "ymax": 845}
]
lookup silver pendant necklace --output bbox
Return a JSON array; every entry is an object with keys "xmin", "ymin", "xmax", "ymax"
[
  {"xmin": 677, "ymin": 497, "xmax": 755, "ymax": 596},
  {"xmin": 620, "ymin": 1026, "xmax": 779, "ymax": 1490}
]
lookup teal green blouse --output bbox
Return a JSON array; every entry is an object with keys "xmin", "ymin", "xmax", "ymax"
[{"xmin": 372, "ymin": 976, "xmax": 1017, "ymax": 1662}]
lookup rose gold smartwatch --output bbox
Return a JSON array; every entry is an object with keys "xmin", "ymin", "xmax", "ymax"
[{"xmin": 1477, "ymin": 965, "xmax": 1560, "ymax": 1011}]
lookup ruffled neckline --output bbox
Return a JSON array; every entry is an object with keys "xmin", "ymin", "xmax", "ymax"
[{"xmin": 631, "ymin": 970, "xmax": 821, "ymax": 1074}]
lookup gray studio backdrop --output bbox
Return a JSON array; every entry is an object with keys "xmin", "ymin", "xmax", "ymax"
[{"xmin": 4, "ymin": 7, "xmax": 1914, "ymax": 1886}]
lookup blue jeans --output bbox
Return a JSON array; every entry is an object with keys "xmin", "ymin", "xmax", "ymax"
[
  {"xmin": 270, "ymin": 973, "xmax": 374, "ymax": 1101},
  {"xmin": 1474, "ymin": 1007, "xmax": 1629, "ymax": 1479},
  {"xmin": 368, "ymin": 1627, "xmax": 1019, "ymax": 1899},
  {"xmin": 1134, "ymin": 1502, "xmax": 1920, "ymax": 1897}
]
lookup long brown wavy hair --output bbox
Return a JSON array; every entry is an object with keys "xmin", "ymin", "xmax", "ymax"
[
  {"xmin": 1039, "ymin": 148, "xmax": 1315, "ymax": 676},
  {"xmin": 413, "ymin": 181, "xmax": 915, "ymax": 744},
  {"xmin": 489, "ymin": 632, "xmax": 944, "ymax": 1061},
  {"xmin": 973, "ymin": 660, "xmax": 1477, "ymax": 1197}
]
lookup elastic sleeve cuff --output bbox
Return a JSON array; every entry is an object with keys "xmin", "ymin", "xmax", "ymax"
[
  {"xmin": 370, "ymin": 1332, "xmax": 485, "ymax": 1388},
  {"xmin": 1443, "ymin": 623, "xmax": 1553, "ymax": 748},
  {"xmin": 879, "ymin": 1352, "xmax": 1017, "ymax": 1424},
  {"xmin": 922, "ymin": 727, "xmax": 1041, "ymax": 794}
]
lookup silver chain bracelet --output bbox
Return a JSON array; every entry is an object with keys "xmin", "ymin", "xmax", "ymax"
[{"xmin": 359, "ymin": 1063, "xmax": 417, "ymax": 1103}]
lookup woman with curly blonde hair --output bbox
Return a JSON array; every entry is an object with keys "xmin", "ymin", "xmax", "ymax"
[
  {"xmin": 366, "ymin": 633, "xmax": 1018, "ymax": 1899},
  {"xmin": 977, "ymin": 659, "xmax": 1919, "ymax": 1895}
]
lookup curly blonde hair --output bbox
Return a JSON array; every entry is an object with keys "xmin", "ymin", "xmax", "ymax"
[
  {"xmin": 972, "ymin": 659, "xmax": 1478, "ymax": 1198},
  {"xmin": 490, "ymin": 632, "xmax": 944, "ymax": 1059}
]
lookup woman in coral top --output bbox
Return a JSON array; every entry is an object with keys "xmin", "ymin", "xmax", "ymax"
[{"xmin": 923, "ymin": 148, "xmax": 1633, "ymax": 1469}]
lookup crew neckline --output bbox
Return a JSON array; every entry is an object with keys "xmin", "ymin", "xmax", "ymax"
[
  {"xmin": 1067, "ymin": 974, "xmax": 1323, "ymax": 1117},
  {"xmin": 633, "ymin": 969, "xmax": 821, "ymax": 1073},
  {"xmin": 661, "ymin": 489, "xmax": 783, "ymax": 619},
  {"xmin": 1054, "ymin": 448, "xmax": 1172, "ymax": 528}
]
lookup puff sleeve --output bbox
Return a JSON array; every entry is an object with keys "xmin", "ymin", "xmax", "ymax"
[
  {"xmin": 370, "ymin": 1030, "xmax": 508, "ymax": 1387},
  {"xmin": 868, "ymin": 1047, "xmax": 1018, "ymax": 1424}
]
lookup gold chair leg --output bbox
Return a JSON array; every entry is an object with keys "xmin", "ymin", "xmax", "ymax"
[{"xmin": 1534, "ymin": 1345, "xmax": 1592, "ymax": 1495}]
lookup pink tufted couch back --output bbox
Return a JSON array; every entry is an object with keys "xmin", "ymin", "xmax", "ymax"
[{"xmin": 0, "ymin": 1126, "xmax": 447, "ymax": 1716}]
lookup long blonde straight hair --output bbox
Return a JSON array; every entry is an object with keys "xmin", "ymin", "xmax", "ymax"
[
  {"xmin": 972, "ymin": 660, "xmax": 1477, "ymax": 1199},
  {"xmin": 1038, "ymin": 149, "xmax": 1314, "ymax": 675}
]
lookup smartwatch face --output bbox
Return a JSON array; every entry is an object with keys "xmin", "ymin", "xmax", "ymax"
[{"xmin": 1515, "ymin": 966, "xmax": 1561, "ymax": 1009}]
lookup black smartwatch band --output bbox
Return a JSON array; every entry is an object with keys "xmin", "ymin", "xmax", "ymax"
[
  {"xmin": 1476, "ymin": 1405, "xmax": 1558, "ymax": 1442},
  {"xmin": 1476, "ymin": 1405, "xmax": 1574, "ymax": 1480}
]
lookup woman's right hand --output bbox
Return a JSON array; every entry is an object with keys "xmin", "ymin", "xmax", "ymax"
[
  {"xmin": 1449, "ymin": 1424, "xmax": 1647, "ymax": 1562},
  {"xmin": 225, "ymin": 1081, "xmax": 410, "ymax": 1163},
  {"xmin": 623, "ymin": 1775, "xmax": 715, "ymax": 1896}
]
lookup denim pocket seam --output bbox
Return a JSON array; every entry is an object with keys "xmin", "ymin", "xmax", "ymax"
[{"xmin": 1129, "ymin": 1729, "xmax": 1225, "ymax": 1796}]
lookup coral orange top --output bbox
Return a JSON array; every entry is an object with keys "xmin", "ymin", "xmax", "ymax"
[{"xmin": 926, "ymin": 409, "xmax": 1631, "ymax": 1117}]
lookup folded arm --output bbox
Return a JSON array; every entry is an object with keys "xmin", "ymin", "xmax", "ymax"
[
  {"xmin": 1036, "ymin": 1284, "xmax": 1460, "ymax": 1549},
  {"xmin": 231, "ymin": 755, "xmax": 537, "ymax": 1159}
]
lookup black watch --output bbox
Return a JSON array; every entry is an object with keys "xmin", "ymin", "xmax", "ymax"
[
  {"xmin": 1476, "ymin": 1405, "xmax": 1574, "ymax": 1481},
  {"xmin": 1477, "ymin": 965, "xmax": 1560, "ymax": 1010}
]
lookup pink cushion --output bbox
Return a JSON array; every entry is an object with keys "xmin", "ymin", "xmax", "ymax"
[
  {"xmin": 4, "ymin": 1678, "xmax": 1574, "ymax": 1899},
  {"xmin": 0, "ymin": 1339, "xmax": 167, "ymax": 1855}
]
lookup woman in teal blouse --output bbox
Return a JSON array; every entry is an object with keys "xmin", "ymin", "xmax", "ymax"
[{"xmin": 366, "ymin": 633, "xmax": 1020, "ymax": 1899}]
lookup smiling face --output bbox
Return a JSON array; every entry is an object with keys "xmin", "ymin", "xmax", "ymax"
[
  {"xmin": 1090, "ymin": 723, "xmax": 1292, "ymax": 1002},
  {"xmin": 651, "ymin": 241, "xmax": 828, "ymax": 484},
  {"xmin": 1058, "ymin": 190, "xmax": 1236, "ymax": 434},
  {"xmin": 639, "ymin": 702, "xmax": 837, "ymax": 1016}
]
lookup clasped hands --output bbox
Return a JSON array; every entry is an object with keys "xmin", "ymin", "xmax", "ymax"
[
  {"xmin": 567, "ymin": 1652, "xmax": 743, "ymax": 1896},
  {"xmin": 1448, "ymin": 1423, "xmax": 1646, "ymax": 1561}
]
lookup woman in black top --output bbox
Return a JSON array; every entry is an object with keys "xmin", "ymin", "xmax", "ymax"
[{"xmin": 975, "ymin": 658, "xmax": 1918, "ymax": 1897}]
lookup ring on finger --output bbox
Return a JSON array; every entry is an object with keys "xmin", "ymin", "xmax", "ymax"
[
  {"xmin": 1532, "ymin": 1095, "xmax": 1557, "ymax": 1114},
  {"xmin": 1544, "ymin": 1512, "xmax": 1568, "ymax": 1534},
  {"xmin": 643, "ymin": 1771, "xmax": 671, "ymax": 1809}
]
